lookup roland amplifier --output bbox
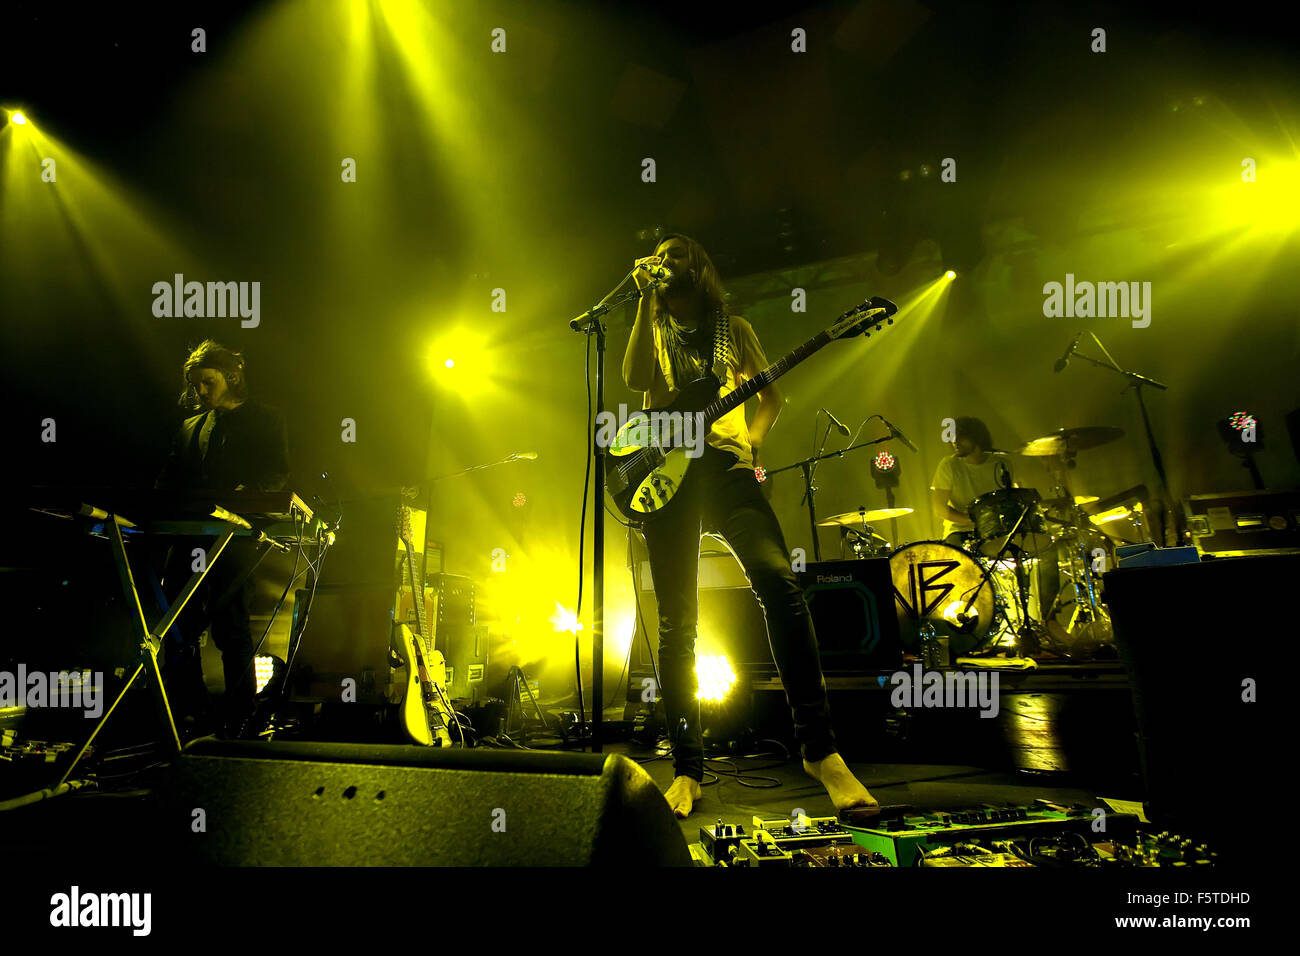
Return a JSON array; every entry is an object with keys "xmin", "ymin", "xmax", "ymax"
[
  {"xmin": 629, "ymin": 546, "xmax": 899, "ymax": 671},
  {"xmin": 797, "ymin": 560, "xmax": 901, "ymax": 670}
]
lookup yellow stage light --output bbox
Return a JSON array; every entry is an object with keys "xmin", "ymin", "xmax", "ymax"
[
  {"xmin": 254, "ymin": 655, "xmax": 276, "ymax": 694},
  {"xmin": 425, "ymin": 327, "xmax": 494, "ymax": 392},
  {"xmin": 1210, "ymin": 159, "xmax": 1300, "ymax": 235},
  {"xmin": 944, "ymin": 270, "xmax": 956, "ymax": 280},
  {"xmin": 696, "ymin": 653, "xmax": 736, "ymax": 702},
  {"xmin": 10, "ymin": 111, "xmax": 27, "ymax": 125},
  {"xmin": 550, "ymin": 602, "xmax": 582, "ymax": 634}
]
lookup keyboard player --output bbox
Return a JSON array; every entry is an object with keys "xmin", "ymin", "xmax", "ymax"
[{"xmin": 155, "ymin": 340, "xmax": 290, "ymax": 739}]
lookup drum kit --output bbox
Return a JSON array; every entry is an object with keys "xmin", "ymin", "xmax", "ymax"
[{"xmin": 818, "ymin": 426, "xmax": 1140, "ymax": 659}]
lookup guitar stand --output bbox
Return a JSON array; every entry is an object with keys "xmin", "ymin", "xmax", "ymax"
[
  {"xmin": 57, "ymin": 515, "xmax": 240, "ymax": 786},
  {"xmin": 502, "ymin": 665, "xmax": 548, "ymax": 745}
]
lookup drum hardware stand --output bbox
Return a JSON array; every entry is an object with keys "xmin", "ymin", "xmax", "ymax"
[
  {"xmin": 1066, "ymin": 331, "xmax": 1175, "ymax": 545},
  {"xmin": 1041, "ymin": 534, "xmax": 1112, "ymax": 656},
  {"xmin": 839, "ymin": 521, "xmax": 889, "ymax": 559},
  {"xmin": 950, "ymin": 504, "xmax": 1031, "ymax": 650},
  {"xmin": 977, "ymin": 503, "xmax": 1046, "ymax": 657},
  {"xmin": 767, "ymin": 436, "xmax": 892, "ymax": 562},
  {"xmin": 885, "ymin": 487, "xmax": 902, "ymax": 554},
  {"xmin": 1039, "ymin": 454, "xmax": 1112, "ymax": 653},
  {"xmin": 1007, "ymin": 544, "xmax": 1043, "ymax": 657}
]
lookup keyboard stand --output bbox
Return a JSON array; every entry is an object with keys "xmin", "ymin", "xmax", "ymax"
[{"xmin": 57, "ymin": 512, "xmax": 239, "ymax": 784}]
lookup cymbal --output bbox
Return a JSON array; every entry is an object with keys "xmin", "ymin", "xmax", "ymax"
[
  {"xmin": 1041, "ymin": 494, "xmax": 1100, "ymax": 509},
  {"xmin": 1016, "ymin": 427, "xmax": 1124, "ymax": 457},
  {"xmin": 818, "ymin": 507, "xmax": 914, "ymax": 527}
]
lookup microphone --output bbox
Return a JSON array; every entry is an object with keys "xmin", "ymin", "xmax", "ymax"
[
  {"xmin": 820, "ymin": 408, "xmax": 851, "ymax": 437},
  {"xmin": 644, "ymin": 263, "xmax": 672, "ymax": 282},
  {"xmin": 878, "ymin": 415, "xmax": 918, "ymax": 453},
  {"xmin": 1054, "ymin": 331, "xmax": 1083, "ymax": 372}
]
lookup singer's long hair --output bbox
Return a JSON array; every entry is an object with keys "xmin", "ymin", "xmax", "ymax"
[
  {"xmin": 647, "ymin": 233, "xmax": 734, "ymax": 385},
  {"xmin": 178, "ymin": 340, "xmax": 248, "ymax": 411}
]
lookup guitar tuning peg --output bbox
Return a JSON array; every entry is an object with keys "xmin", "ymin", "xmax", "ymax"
[{"xmin": 887, "ymin": 318, "xmax": 894, "ymax": 324}]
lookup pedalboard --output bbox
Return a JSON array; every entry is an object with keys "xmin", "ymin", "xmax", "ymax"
[{"xmin": 690, "ymin": 804, "xmax": 1214, "ymax": 868}]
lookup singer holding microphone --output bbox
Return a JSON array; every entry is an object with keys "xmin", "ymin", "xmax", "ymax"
[
  {"xmin": 930, "ymin": 416, "xmax": 1015, "ymax": 547},
  {"xmin": 622, "ymin": 233, "xmax": 877, "ymax": 819}
]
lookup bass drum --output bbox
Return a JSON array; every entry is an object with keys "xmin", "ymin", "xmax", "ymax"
[{"xmin": 889, "ymin": 541, "xmax": 997, "ymax": 656}]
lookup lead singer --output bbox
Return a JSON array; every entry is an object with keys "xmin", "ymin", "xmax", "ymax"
[{"xmin": 621, "ymin": 233, "xmax": 878, "ymax": 818}]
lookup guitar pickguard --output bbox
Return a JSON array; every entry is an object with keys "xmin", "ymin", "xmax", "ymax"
[{"xmin": 629, "ymin": 447, "xmax": 690, "ymax": 514}]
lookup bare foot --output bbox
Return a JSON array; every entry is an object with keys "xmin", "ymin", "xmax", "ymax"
[
  {"xmin": 664, "ymin": 775, "xmax": 703, "ymax": 818},
  {"xmin": 803, "ymin": 753, "xmax": 879, "ymax": 813}
]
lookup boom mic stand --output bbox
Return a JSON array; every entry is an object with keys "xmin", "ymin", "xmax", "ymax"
[
  {"xmin": 766, "ymin": 434, "xmax": 894, "ymax": 562},
  {"xmin": 1068, "ymin": 332, "xmax": 1174, "ymax": 545}
]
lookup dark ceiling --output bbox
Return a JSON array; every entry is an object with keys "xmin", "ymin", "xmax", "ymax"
[{"xmin": 6, "ymin": 0, "xmax": 1286, "ymax": 279}]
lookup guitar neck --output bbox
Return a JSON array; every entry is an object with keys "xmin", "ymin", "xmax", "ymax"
[
  {"xmin": 405, "ymin": 543, "xmax": 428, "ymax": 646},
  {"xmin": 701, "ymin": 328, "xmax": 834, "ymax": 426},
  {"xmin": 397, "ymin": 503, "xmax": 429, "ymax": 649}
]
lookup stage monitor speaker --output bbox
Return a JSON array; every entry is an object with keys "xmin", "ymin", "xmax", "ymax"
[
  {"xmin": 160, "ymin": 740, "xmax": 691, "ymax": 866},
  {"xmin": 1104, "ymin": 554, "xmax": 1290, "ymax": 863}
]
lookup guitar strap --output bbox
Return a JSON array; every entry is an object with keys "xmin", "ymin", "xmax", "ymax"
[{"xmin": 710, "ymin": 310, "xmax": 734, "ymax": 382}]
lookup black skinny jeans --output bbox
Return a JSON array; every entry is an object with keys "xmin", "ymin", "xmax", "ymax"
[{"xmin": 642, "ymin": 445, "xmax": 837, "ymax": 780}]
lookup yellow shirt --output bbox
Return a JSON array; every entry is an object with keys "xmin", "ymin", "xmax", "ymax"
[{"xmin": 645, "ymin": 314, "xmax": 768, "ymax": 471}]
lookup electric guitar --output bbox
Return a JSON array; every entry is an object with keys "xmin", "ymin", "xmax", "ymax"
[
  {"xmin": 606, "ymin": 296, "xmax": 899, "ymax": 522},
  {"xmin": 395, "ymin": 502, "xmax": 453, "ymax": 746}
]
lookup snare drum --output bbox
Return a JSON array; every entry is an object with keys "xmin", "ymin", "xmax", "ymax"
[
  {"xmin": 889, "ymin": 541, "xmax": 998, "ymax": 655},
  {"xmin": 968, "ymin": 488, "xmax": 1052, "ymax": 558}
]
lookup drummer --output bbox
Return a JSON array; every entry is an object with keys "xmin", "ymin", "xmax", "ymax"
[{"xmin": 930, "ymin": 417, "xmax": 1016, "ymax": 548}]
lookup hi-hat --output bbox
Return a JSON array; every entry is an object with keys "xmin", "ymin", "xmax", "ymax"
[
  {"xmin": 818, "ymin": 507, "xmax": 914, "ymax": 527},
  {"xmin": 1017, "ymin": 427, "xmax": 1124, "ymax": 457}
]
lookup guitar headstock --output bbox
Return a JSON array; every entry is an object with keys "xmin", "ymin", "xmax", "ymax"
[
  {"xmin": 396, "ymin": 502, "xmax": 414, "ymax": 550},
  {"xmin": 829, "ymin": 296, "xmax": 899, "ymax": 340}
]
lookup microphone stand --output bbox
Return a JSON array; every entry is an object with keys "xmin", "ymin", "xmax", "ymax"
[
  {"xmin": 567, "ymin": 273, "xmax": 658, "ymax": 754},
  {"xmin": 766, "ymin": 435, "xmax": 894, "ymax": 562},
  {"xmin": 800, "ymin": 419, "xmax": 837, "ymax": 545},
  {"xmin": 1069, "ymin": 332, "xmax": 1175, "ymax": 545}
]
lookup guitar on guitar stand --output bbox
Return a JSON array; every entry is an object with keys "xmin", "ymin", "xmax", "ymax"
[{"xmin": 394, "ymin": 502, "xmax": 454, "ymax": 746}]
